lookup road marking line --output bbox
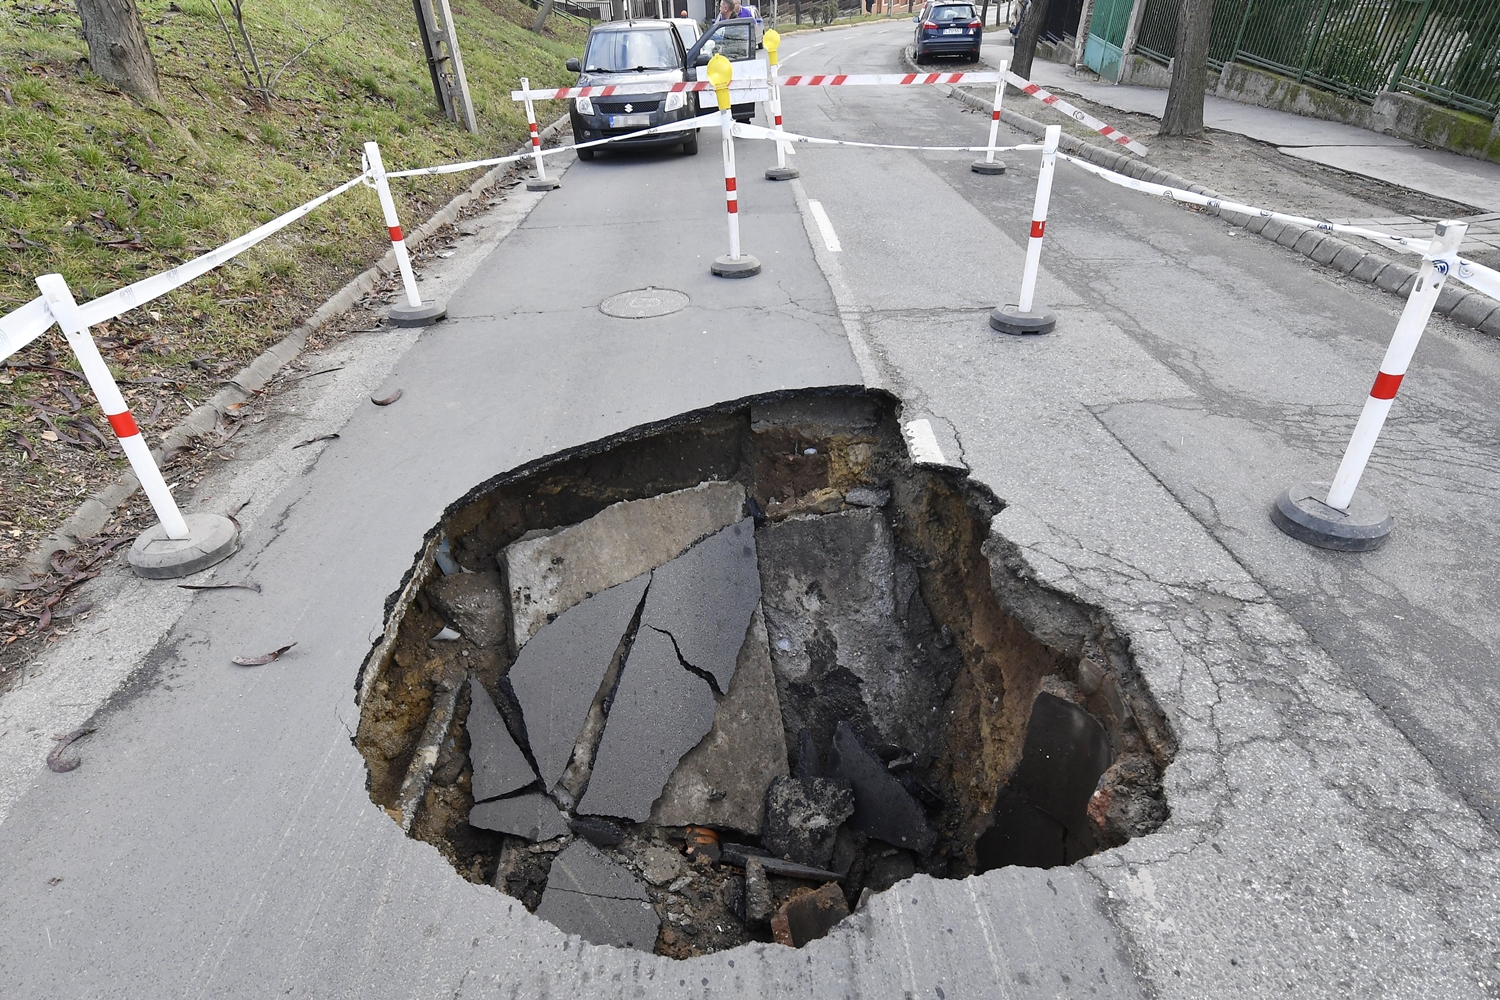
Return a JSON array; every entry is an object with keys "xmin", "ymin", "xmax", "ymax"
[
  {"xmin": 808, "ymin": 199, "xmax": 842, "ymax": 252},
  {"xmin": 782, "ymin": 42, "xmax": 825, "ymax": 63}
]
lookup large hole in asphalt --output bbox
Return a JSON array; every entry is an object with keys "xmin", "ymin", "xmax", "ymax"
[{"xmin": 354, "ymin": 389, "xmax": 1173, "ymax": 957}]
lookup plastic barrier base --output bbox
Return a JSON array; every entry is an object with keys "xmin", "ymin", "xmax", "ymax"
[
  {"xmin": 712, "ymin": 254, "xmax": 762, "ymax": 278},
  {"xmin": 1271, "ymin": 481, "xmax": 1393, "ymax": 552},
  {"xmin": 129, "ymin": 512, "xmax": 241, "ymax": 580},
  {"xmin": 765, "ymin": 165, "xmax": 800, "ymax": 181},
  {"xmin": 971, "ymin": 159, "xmax": 1007, "ymax": 175},
  {"xmin": 989, "ymin": 304, "xmax": 1056, "ymax": 335},
  {"xmin": 388, "ymin": 300, "xmax": 447, "ymax": 327},
  {"xmin": 526, "ymin": 177, "xmax": 561, "ymax": 192}
]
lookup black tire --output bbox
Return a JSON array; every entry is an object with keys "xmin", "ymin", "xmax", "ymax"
[
  {"xmin": 681, "ymin": 132, "xmax": 699, "ymax": 155},
  {"xmin": 577, "ymin": 146, "xmax": 596, "ymax": 161},
  {"xmin": 968, "ymin": 48, "xmax": 980, "ymax": 62},
  {"xmin": 913, "ymin": 46, "xmax": 926, "ymax": 63}
]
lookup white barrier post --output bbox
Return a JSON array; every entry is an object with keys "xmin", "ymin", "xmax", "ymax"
[
  {"xmin": 708, "ymin": 55, "xmax": 761, "ymax": 278},
  {"xmin": 763, "ymin": 30, "xmax": 799, "ymax": 181},
  {"xmin": 364, "ymin": 141, "xmax": 446, "ymax": 327},
  {"xmin": 34, "ymin": 274, "xmax": 240, "ymax": 579},
  {"xmin": 972, "ymin": 58, "xmax": 1008, "ymax": 175},
  {"xmin": 521, "ymin": 77, "xmax": 560, "ymax": 192},
  {"xmin": 1272, "ymin": 220, "xmax": 1468, "ymax": 551},
  {"xmin": 990, "ymin": 123, "xmax": 1059, "ymax": 335}
]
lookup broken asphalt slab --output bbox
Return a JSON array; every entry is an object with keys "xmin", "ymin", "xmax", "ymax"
[
  {"xmin": 826, "ymin": 721, "xmax": 937, "ymax": 855},
  {"xmin": 535, "ymin": 840, "xmax": 660, "ymax": 951},
  {"xmin": 465, "ymin": 675, "xmax": 537, "ymax": 802},
  {"xmin": 470, "ymin": 791, "xmax": 571, "ymax": 841},
  {"xmin": 507, "ymin": 572, "xmax": 649, "ymax": 790}
]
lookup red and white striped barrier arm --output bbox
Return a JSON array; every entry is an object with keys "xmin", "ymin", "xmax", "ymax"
[
  {"xmin": 1004, "ymin": 71, "xmax": 1149, "ymax": 156},
  {"xmin": 511, "ymin": 72, "xmax": 1001, "ymax": 102}
]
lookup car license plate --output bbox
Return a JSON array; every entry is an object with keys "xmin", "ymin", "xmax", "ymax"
[
  {"xmin": 609, "ymin": 114, "xmax": 652, "ymax": 127},
  {"xmin": 943, "ymin": 27, "xmax": 963, "ymax": 33}
]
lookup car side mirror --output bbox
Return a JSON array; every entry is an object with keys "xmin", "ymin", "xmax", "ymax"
[
  {"xmin": 566, "ymin": 57, "xmax": 581, "ymax": 72},
  {"xmin": 694, "ymin": 51, "xmax": 713, "ymax": 66}
]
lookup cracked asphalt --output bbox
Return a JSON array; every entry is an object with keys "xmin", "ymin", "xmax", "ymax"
[{"xmin": 1, "ymin": 18, "xmax": 1499, "ymax": 1000}]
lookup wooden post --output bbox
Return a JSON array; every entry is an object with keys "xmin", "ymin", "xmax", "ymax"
[{"xmin": 413, "ymin": 0, "xmax": 477, "ymax": 132}]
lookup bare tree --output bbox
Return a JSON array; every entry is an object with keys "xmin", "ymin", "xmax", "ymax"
[
  {"xmin": 1009, "ymin": 0, "xmax": 1051, "ymax": 82},
  {"xmin": 1160, "ymin": 0, "xmax": 1215, "ymax": 136},
  {"xmin": 75, "ymin": 0, "xmax": 162, "ymax": 102}
]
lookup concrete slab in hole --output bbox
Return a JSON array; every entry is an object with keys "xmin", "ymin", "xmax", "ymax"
[
  {"xmin": 577, "ymin": 626, "xmax": 717, "ymax": 821},
  {"xmin": 640, "ymin": 518, "xmax": 761, "ymax": 692},
  {"xmin": 428, "ymin": 571, "xmax": 508, "ymax": 648},
  {"xmin": 650, "ymin": 606, "xmax": 789, "ymax": 833},
  {"xmin": 535, "ymin": 841, "xmax": 660, "ymax": 951},
  {"xmin": 466, "ymin": 676, "xmax": 536, "ymax": 802},
  {"xmin": 509, "ymin": 572, "xmax": 650, "ymax": 790},
  {"xmin": 469, "ymin": 792, "xmax": 570, "ymax": 841},
  {"xmin": 503, "ymin": 481, "xmax": 747, "ymax": 648}
]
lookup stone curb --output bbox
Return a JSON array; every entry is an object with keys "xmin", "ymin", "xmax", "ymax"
[
  {"xmin": 0, "ymin": 116, "xmax": 570, "ymax": 595},
  {"xmin": 899, "ymin": 47, "xmax": 1500, "ymax": 341}
]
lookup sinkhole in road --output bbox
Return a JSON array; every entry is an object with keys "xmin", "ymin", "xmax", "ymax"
[{"xmin": 354, "ymin": 388, "xmax": 1172, "ymax": 957}]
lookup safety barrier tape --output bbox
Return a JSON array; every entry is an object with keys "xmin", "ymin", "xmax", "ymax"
[
  {"xmin": 733, "ymin": 120, "xmax": 1039, "ymax": 155},
  {"xmin": 1004, "ymin": 72, "xmax": 1148, "ymax": 156},
  {"xmin": 510, "ymin": 73, "xmax": 999, "ymax": 102},
  {"xmin": 1057, "ymin": 151, "xmax": 1500, "ymax": 302}
]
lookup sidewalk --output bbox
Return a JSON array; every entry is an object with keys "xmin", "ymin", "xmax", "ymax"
[{"xmin": 984, "ymin": 37, "xmax": 1500, "ymax": 215}]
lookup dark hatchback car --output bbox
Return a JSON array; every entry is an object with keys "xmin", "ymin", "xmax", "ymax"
[
  {"xmin": 566, "ymin": 20, "xmax": 700, "ymax": 159},
  {"xmin": 913, "ymin": 2, "xmax": 983, "ymax": 62}
]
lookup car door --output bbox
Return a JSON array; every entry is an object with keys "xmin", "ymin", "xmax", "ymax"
[{"xmin": 686, "ymin": 19, "xmax": 769, "ymax": 116}]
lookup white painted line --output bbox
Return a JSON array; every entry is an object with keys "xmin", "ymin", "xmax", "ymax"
[
  {"xmin": 781, "ymin": 41, "xmax": 824, "ymax": 63},
  {"xmin": 903, "ymin": 418, "xmax": 946, "ymax": 466},
  {"xmin": 807, "ymin": 199, "xmax": 842, "ymax": 252}
]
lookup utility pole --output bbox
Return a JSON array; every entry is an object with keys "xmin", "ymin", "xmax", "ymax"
[{"xmin": 412, "ymin": 0, "xmax": 477, "ymax": 132}]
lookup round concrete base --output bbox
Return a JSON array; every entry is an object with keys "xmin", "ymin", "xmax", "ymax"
[
  {"xmin": 971, "ymin": 159, "xmax": 1007, "ymax": 175},
  {"xmin": 989, "ymin": 304, "xmax": 1056, "ymax": 335},
  {"xmin": 1271, "ymin": 481, "xmax": 1393, "ymax": 552},
  {"xmin": 712, "ymin": 254, "xmax": 762, "ymax": 278},
  {"xmin": 765, "ymin": 165, "xmax": 800, "ymax": 181},
  {"xmin": 129, "ymin": 512, "xmax": 240, "ymax": 580},
  {"xmin": 387, "ymin": 300, "xmax": 446, "ymax": 327},
  {"xmin": 526, "ymin": 177, "xmax": 561, "ymax": 191}
]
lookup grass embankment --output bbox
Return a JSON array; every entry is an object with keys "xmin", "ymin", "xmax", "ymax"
[{"xmin": 0, "ymin": 0, "xmax": 587, "ymax": 572}]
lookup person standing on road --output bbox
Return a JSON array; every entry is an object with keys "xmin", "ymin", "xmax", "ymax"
[{"xmin": 719, "ymin": 0, "xmax": 750, "ymax": 19}]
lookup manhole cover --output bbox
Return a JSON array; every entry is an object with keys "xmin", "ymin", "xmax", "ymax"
[{"xmin": 600, "ymin": 287, "xmax": 689, "ymax": 319}]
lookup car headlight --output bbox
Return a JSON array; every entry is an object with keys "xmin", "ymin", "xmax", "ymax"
[
  {"xmin": 575, "ymin": 95, "xmax": 594, "ymax": 115},
  {"xmin": 664, "ymin": 91, "xmax": 686, "ymax": 113}
]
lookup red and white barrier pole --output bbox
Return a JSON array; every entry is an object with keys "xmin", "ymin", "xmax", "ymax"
[
  {"xmin": 707, "ymin": 55, "xmax": 761, "ymax": 278},
  {"xmin": 521, "ymin": 78, "xmax": 560, "ymax": 192},
  {"xmin": 991, "ymin": 123, "xmax": 1059, "ymax": 335},
  {"xmin": 364, "ymin": 141, "xmax": 445, "ymax": 327},
  {"xmin": 34, "ymin": 274, "xmax": 239, "ymax": 578},
  {"xmin": 1273, "ymin": 220, "xmax": 1468, "ymax": 551},
  {"xmin": 972, "ymin": 58, "xmax": 1008, "ymax": 175},
  {"xmin": 764, "ymin": 30, "xmax": 798, "ymax": 181}
]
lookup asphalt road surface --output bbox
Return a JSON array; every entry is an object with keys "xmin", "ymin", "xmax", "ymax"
[{"xmin": 1, "ymin": 20, "xmax": 1498, "ymax": 1000}]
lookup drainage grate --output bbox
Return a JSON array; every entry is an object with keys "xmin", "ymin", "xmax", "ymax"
[
  {"xmin": 355, "ymin": 389, "xmax": 1172, "ymax": 958},
  {"xmin": 599, "ymin": 287, "xmax": 690, "ymax": 319}
]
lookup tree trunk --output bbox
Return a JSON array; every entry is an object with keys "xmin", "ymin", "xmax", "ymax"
[
  {"xmin": 532, "ymin": 0, "xmax": 556, "ymax": 31},
  {"xmin": 1160, "ymin": 0, "xmax": 1215, "ymax": 136},
  {"xmin": 1009, "ymin": 0, "xmax": 1052, "ymax": 82},
  {"xmin": 75, "ymin": 0, "xmax": 162, "ymax": 102}
]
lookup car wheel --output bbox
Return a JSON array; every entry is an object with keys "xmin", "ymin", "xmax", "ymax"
[
  {"xmin": 969, "ymin": 48, "xmax": 980, "ymax": 62},
  {"xmin": 681, "ymin": 132, "xmax": 699, "ymax": 155},
  {"xmin": 577, "ymin": 146, "xmax": 596, "ymax": 161},
  {"xmin": 914, "ymin": 46, "xmax": 926, "ymax": 63}
]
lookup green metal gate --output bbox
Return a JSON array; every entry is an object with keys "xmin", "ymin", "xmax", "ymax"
[
  {"xmin": 1133, "ymin": 0, "xmax": 1500, "ymax": 118},
  {"xmin": 1084, "ymin": 0, "xmax": 1136, "ymax": 81}
]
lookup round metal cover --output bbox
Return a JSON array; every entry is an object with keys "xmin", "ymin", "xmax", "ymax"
[{"xmin": 599, "ymin": 287, "xmax": 689, "ymax": 319}]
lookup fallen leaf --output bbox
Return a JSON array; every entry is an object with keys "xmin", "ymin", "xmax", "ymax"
[
  {"xmin": 232, "ymin": 642, "xmax": 296, "ymax": 666},
  {"xmin": 39, "ymin": 430, "xmax": 58, "ymax": 442},
  {"xmin": 291, "ymin": 433, "xmax": 339, "ymax": 449},
  {"xmin": 178, "ymin": 582, "xmax": 261, "ymax": 593},
  {"xmin": 47, "ymin": 727, "xmax": 96, "ymax": 773},
  {"xmin": 371, "ymin": 389, "xmax": 403, "ymax": 406}
]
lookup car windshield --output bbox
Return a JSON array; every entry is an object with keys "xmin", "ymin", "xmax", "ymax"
[
  {"xmin": 930, "ymin": 4, "xmax": 975, "ymax": 21},
  {"xmin": 700, "ymin": 21, "xmax": 755, "ymax": 61},
  {"xmin": 584, "ymin": 29, "xmax": 680, "ymax": 72}
]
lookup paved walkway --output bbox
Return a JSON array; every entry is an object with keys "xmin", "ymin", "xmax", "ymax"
[{"xmin": 982, "ymin": 37, "xmax": 1500, "ymax": 214}]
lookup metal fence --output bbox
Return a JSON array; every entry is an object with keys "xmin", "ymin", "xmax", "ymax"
[{"xmin": 1133, "ymin": 0, "xmax": 1500, "ymax": 119}]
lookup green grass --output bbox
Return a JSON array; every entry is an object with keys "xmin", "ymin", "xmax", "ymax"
[{"xmin": 0, "ymin": 0, "xmax": 588, "ymax": 560}]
